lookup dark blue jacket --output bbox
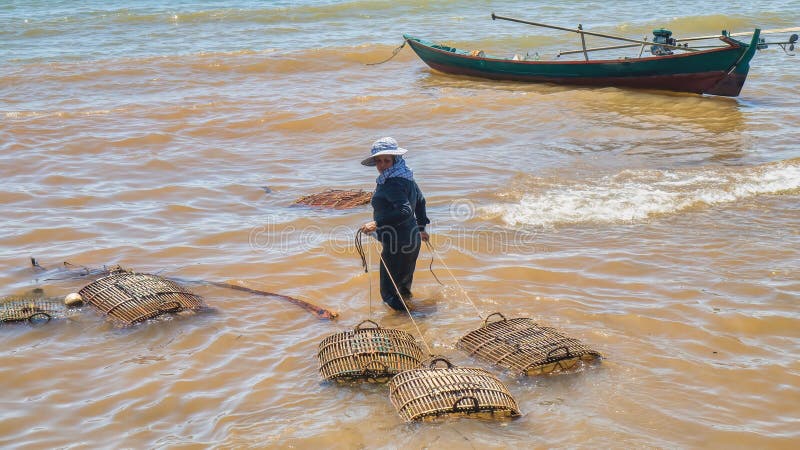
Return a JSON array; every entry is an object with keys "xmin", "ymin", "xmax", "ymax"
[{"xmin": 372, "ymin": 177, "xmax": 429, "ymax": 246}]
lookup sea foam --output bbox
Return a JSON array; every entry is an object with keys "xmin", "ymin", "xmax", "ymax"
[{"xmin": 484, "ymin": 160, "xmax": 800, "ymax": 227}]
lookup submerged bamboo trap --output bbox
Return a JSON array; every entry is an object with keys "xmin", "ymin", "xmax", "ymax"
[
  {"xmin": 0, "ymin": 297, "xmax": 70, "ymax": 325},
  {"xmin": 294, "ymin": 189, "xmax": 372, "ymax": 209},
  {"xmin": 388, "ymin": 357, "xmax": 521, "ymax": 422},
  {"xmin": 317, "ymin": 319, "xmax": 425, "ymax": 382},
  {"xmin": 457, "ymin": 312, "xmax": 602, "ymax": 376},
  {"xmin": 78, "ymin": 269, "xmax": 205, "ymax": 325}
]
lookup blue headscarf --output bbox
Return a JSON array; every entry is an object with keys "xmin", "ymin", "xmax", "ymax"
[{"xmin": 377, "ymin": 155, "xmax": 414, "ymax": 184}]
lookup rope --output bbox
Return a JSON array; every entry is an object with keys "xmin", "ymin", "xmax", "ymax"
[
  {"xmin": 355, "ymin": 229, "xmax": 375, "ymax": 317},
  {"xmin": 355, "ymin": 230, "xmax": 368, "ymax": 272},
  {"xmin": 368, "ymin": 238, "xmax": 373, "ymax": 317},
  {"xmin": 424, "ymin": 242, "xmax": 484, "ymax": 320},
  {"xmin": 425, "ymin": 241, "xmax": 444, "ymax": 286},
  {"xmin": 377, "ymin": 250, "xmax": 433, "ymax": 356},
  {"xmin": 356, "ymin": 230, "xmax": 437, "ymax": 355},
  {"xmin": 366, "ymin": 40, "xmax": 407, "ymax": 65}
]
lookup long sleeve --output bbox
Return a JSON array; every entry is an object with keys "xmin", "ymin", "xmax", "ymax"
[
  {"xmin": 373, "ymin": 179, "xmax": 414, "ymax": 228},
  {"xmin": 415, "ymin": 184, "xmax": 430, "ymax": 230}
]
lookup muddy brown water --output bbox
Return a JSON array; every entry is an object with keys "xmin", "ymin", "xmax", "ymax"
[{"xmin": 2, "ymin": 3, "xmax": 799, "ymax": 447}]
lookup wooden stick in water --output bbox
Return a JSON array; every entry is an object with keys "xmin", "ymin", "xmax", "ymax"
[{"xmin": 200, "ymin": 280, "xmax": 338, "ymax": 320}]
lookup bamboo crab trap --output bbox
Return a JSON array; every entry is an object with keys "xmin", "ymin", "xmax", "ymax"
[
  {"xmin": 457, "ymin": 312, "xmax": 602, "ymax": 376},
  {"xmin": 317, "ymin": 320, "xmax": 425, "ymax": 382},
  {"xmin": 294, "ymin": 189, "xmax": 372, "ymax": 209},
  {"xmin": 78, "ymin": 269, "xmax": 205, "ymax": 326},
  {"xmin": 0, "ymin": 297, "xmax": 70, "ymax": 325},
  {"xmin": 326, "ymin": 232, "xmax": 523, "ymax": 422},
  {"xmin": 388, "ymin": 357, "xmax": 521, "ymax": 422}
]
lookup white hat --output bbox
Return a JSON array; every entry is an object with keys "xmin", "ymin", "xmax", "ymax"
[{"xmin": 361, "ymin": 137, "xmax": 407, "ymax": 166}]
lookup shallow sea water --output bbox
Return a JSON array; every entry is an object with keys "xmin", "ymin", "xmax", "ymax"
[{"xmin": 1, "ymin": 1, "xmax": 799, "ymax": 448}]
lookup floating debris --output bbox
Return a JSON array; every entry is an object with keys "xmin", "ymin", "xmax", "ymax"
[
  {"xmin": 64, "ymin": 292, "xmax": 83, "ymax": 307},
  {"xmin": 294, "ymin": 189, "xmax": 372, "ymax": 209}
]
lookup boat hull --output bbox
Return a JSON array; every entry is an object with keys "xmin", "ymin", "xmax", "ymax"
[{"xmin": 404, "ymin": 31, "xmax": 760, "ymax": 97}]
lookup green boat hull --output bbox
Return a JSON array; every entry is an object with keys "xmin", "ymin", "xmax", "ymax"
[{"xmin": 404, "ymin": 30, "xmax": 760, "ymax": 97}]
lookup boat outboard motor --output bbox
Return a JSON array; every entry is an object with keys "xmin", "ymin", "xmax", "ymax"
[{"xmin": 651, "ymin": 28, "xmax": 676, "ymax": 56}]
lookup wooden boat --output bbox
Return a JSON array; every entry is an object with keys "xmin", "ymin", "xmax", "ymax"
[{"xmin": 404, "ymin": 14, "xmax": 768, "ymax": 97}]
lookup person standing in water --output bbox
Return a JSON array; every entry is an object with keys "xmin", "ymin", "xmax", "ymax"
[{"xmin": 360, "ymin": 137, "xmax": 430, "ymax": 311}]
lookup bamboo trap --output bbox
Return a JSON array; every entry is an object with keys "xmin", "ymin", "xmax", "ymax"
[
  {"xmin": 457, "ymin": 312, "xmax": 602, "ymax": 376},
  {"xmin": 0, "ymin": 295, "xmax": 74, "ymax": 325},
  {"xmin": 388, "ymin": 357, "xmax": 521, "ymax": 422},
  {"xmin": 78, "ymin": 268, "xmax": 205, "ymax": 326},
  {"xmin": 317, "ymin": 320, "xmax": 425, "ymax": 382}
]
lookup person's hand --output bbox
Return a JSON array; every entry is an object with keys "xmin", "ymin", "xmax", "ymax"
[
  {"xmin": 360, "ymin": 221, "xmax": 377, "ymax": 233},
  {"xmin": 420, "ymin": 231, "xmax": 429, "ymax": 242}
]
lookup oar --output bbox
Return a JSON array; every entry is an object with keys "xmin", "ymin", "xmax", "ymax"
[
  {"xmin": 682, "ymin": 41, "xmax": 794, "ymax": 49},
  {"xmin": 491, "ymin": 13, "xmax": 697, "ymax": 52},
  {"xmin": 677, "ymin": 27, "xmax": 800, "ymax": 42},
  {"xmin": 556, "ymin": 33, "xmax": 798, "ymax": 56}
]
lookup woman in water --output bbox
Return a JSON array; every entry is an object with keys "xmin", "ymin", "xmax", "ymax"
[{"xmin": 360, "ymin": 137, "xmax": 430, "ymax": 311}]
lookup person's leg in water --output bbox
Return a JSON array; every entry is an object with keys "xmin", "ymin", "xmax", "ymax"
[
  {"xmin": 379, "ymin": 239, "xmax": 420, "ymax": 310},
  {"xmin": 397, "ymin": 238, "xmax": 420, "ymax": 300}
]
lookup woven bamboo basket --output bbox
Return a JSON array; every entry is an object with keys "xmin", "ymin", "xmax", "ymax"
[
  {"xmin": 317, "ymin": 319, "xmax": 425, "ymax": 382},
  {"xmin": 78, "ymin": 269, "xmax": 205, "ymax": 325},
  {"xmin": 294, "ymin": 189, "xmax": 372, "ymax": 209},
  {"xmin": 0, "ymin": 298, "xmax": 69, "ymax": 325},
  {"xmin": 457, "ymin": 312, "xmax": 602, "ymax": 376},
  {"xmin": 388, "ymin": 357, "xmax": 521, "ymax": 422}
]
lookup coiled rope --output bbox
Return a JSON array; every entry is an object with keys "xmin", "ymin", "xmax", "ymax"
[
  {"xmin": 355, "ymin": 229, "xmax": 374, "ymax": 317},
  {"xmin": 425, "ymin": 241, "xmax": 444, "ymax": 286}
]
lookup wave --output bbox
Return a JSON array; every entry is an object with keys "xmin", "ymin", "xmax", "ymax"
[
  {"xmin": 4, "ymin": 0, "xmax": 444, "ymax": 29},
  {"xmin": 483, "ymin": 159, "xmax": 800, "ymax": 227},
  {"xmin": 2, "ymin": 44, "xmax": 413, "ymax": 85}
]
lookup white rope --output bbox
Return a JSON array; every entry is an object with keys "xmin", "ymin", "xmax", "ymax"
[
  {"xmin": 425, "ymin": 242, "xmax": 484, "ymax": 320},
  {"xmin": 367, "ymin": 238, "xmax": 373, "ymax": 318},
  {"xmin": 377, "ymin": 251, "xmax": 433, "ymax": 356}
]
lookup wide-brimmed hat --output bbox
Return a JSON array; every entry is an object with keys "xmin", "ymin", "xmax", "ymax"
[{"xmin": 361, "ymin": 137, "xmax": 407, "ymax": 166}]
